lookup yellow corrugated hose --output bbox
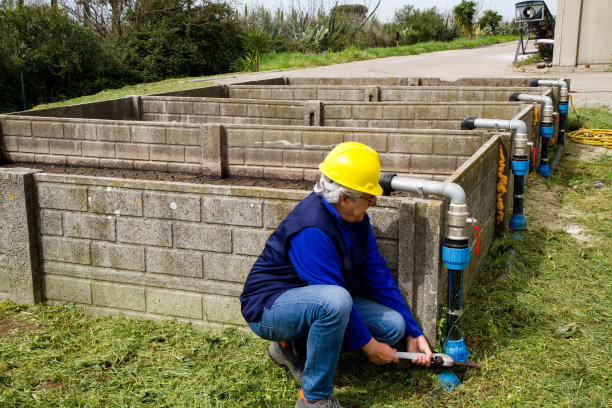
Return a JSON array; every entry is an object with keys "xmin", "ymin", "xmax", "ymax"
[
  {"xmin": 496, "ymin": 145, "xmax": 508, "ymax": 225},
  {"xmin": 568, "ymin": 129, "xmax": 612, "ymax": 149}
]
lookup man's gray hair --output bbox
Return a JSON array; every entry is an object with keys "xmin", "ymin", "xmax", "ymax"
[{"xmin": 313, "ymin": 174, "xmax": 362, "ymax": 203}]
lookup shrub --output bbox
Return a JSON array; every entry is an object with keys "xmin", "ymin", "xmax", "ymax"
[{"xmin": 393, "ymin": 5, "xmax": 458, "ymax": 45}]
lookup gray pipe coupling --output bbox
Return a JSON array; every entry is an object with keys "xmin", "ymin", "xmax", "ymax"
[{"xmin": 510, "ymin": 93, "xmax": 554, "ymax": 122}]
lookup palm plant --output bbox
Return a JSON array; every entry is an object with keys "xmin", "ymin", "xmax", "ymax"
[{"xmin": 453, "ymin": 0, "xmax": 477, "ymax": 38}]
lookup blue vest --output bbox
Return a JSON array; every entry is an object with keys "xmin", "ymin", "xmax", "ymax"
[{"xmin": 240, "ymin": 193, "xmax": 370, "ymax": 322}]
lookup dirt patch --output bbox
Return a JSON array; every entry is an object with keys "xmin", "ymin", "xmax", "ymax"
[
  {"xmin": 0, "ymin": 316, "xmax": 41, "ymax": 338},
  {"xmin": 563, "ymin": 141, "xmax": 611, "ymax": 162},
  {"xmin": 35, "ymin": 380, "xmax": 62, "ymax": 391}
]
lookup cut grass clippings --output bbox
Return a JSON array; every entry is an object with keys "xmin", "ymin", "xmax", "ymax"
[{"xmin": 1, "ymin": 143, "xmax": 610, "ymax": 407}]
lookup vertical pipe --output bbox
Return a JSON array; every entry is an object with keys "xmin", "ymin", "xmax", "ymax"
[
  {"xmin": 20, "ymin": 71, "xmax": 26, "ymax": 111},
  {"xmin": 538, "ymin": 122, "xmax": 553, "ymax": 176}
]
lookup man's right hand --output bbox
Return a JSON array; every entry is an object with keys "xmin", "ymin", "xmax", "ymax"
[{"xmin": 361, "ymin": 337, "xmax": 399, "ymax": 365}]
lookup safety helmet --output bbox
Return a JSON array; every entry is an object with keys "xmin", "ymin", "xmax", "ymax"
[{"xmin": 319, "ymin": 142, "xmax": 383, "ymax": 196}]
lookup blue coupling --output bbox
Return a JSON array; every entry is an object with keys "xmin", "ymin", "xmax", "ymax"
[
  {"xmin": 558, "ymin": 101, "xmax": 569, "ymax": 114},
  {"xmin": 444, "ymin": 337, "xmax": 470, "ymax": 362},
  {"xmin": 442, "ymin": 245, "xmax": 470, "ymax": 271},
  {"xmin": 540, "ymin": 124, "xmax": 553, "ymax": 138},
  {"xmin": 538, "ymin": 163, "xmax": 550, "ymax": 177},
  {"xmin": 511, "ymin": 159, "xmax": 529, "ymax": 176},
  {"xmin": 509, "ymin": 213, "xmax": 526, "ymax": 231},
  {"xmin": 437, "ymin": 371, "xmax": 461, "ymax": 390}
]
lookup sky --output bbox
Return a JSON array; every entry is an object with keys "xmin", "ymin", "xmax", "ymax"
[{"xmin": 237, "ymin": 0, "xmax": 559, "ymax": 23}]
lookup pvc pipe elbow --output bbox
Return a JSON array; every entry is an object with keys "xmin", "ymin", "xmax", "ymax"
[{"xmin": 510, "ymin": 93, "xmax": 553, "ymax": 109}]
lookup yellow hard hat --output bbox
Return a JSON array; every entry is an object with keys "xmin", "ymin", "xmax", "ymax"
[{"xmin": 319, "ymin": 142, "xmax": 383, "ymax": 196}]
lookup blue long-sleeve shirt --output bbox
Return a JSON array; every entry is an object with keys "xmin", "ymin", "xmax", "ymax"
[{"xmin": 288, "ymin": 198, "xmax": 422, "ymax": 350}]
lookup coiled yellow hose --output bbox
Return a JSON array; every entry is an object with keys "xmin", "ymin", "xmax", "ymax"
[{"xmin": 568, "ymin": 129, "xmax": 612, "ymax": 149}]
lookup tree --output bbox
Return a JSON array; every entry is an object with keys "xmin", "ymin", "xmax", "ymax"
[
  {"xmin": 453, "ymin": 0, "xmax": 477, "ymax": 38},
  {"xmin": 393, "ymin": 5, "xmax": 458, "ymax": 44},
  {"xmin": 478, "ymin": 9, "xmax": 502, "ymax": 34}
]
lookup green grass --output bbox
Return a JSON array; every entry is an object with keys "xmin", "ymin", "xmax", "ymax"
[
  {"xmin": 513, "ymin": 53, "xmax": 543, "ymax": 68},
  {"xmin": 31, "ymin": 36, "xmax": 516, "ymax": 112},
  {"xmin": 1, "ymin": 145, "xmax": 610, "ymax": 407},
  {"xmin": 566, "ymin": 105, "xmax": 612, "ymax": 131},
  {"xmin": 258, "ymin": 36, "xmax": 517, "ymax": 71}
]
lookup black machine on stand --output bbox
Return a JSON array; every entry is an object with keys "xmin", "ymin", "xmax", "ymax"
[{"xmin": 513, "ymin": 1, "xmax": 555, "ymax": 64}]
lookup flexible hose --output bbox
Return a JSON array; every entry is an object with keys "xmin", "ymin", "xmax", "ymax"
[
  {"xmin": 496, "ymin": 145, "xmax": 508, "ymax": 225},
  {"xmin": 568, "ymin": 129, "xmax": 612, "ymax": 148}
]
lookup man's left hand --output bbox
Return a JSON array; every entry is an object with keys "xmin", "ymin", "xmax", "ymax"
[{"xmin": 406, "ymin": 335, "xmax": 432, "ymax": 367}]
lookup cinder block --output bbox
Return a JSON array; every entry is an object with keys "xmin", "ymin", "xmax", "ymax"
[
  {"xmin": 220, "ymin": 103, "xmax": 247, "ymax": 117},
  {"xmin": 262, "ymin": 129, "xmax": 302, "ymax": 149},
  {"xmin": 38, "ymin": 183, "xmax": 88, "ymax": 211},
  {"xmin": 228, "ymin": 89, "xmax": 249, "ymax": 99},
  {"xmin": 433, "ymin": 136, "xmax": 482, "ymax": 156},
  {"xmin": 324, "ymin": 105, "xmax": 352, "ymax": 119},
  {"xmin": 97, "ymin": 124, "xmax": 130, "ymax": 142},
  {"xmin": 379, "ymin": 153, "xmax": 411, "ymax": 173},
  {"xmin": 133, "ymin": 161, "xmax": 168, "ymax": 172},
  {"xmin": 88, "ymin": 187, "xmax": 143, "ymax": 216},
  {"xmin": 302, "ymin": 132, "xmax": 344, "ymax": 150},
  {"xmin": 232, "ymin": 228, "xmax": 271, "ymax": 256},
  {"xmin": 64, "ymin": 213, "xmax": 115, "ymax": 241},
  {"xmin": 341, "ymin": 89, "xmax": 364, "ymax": 101},
  {"xmin": 167, "ymin": 163, "xmax": 202, "ymax": 174},
  {"xmin": 2, "ymin": 152, "xmax": 34, "ymax": 162},
  {"xmin": 403, "ymin": 89, "xmax": 431, "ymax": 101},
  {"xmin": 150, "ymin": 145, "xmax": 185, "ymax": 162},
  {"xmin": 368, "ymin": 208, "xmax": 399, "ymax": 239},
  {"xmin": 448, "ymin": 105, "xmax": 484, "ymax": 119},
  {"xmin": 131, "ymin": 126, "xmax": 165, "ymax": 144},
  {"xmin": 411, "ymin": 155, "xmax": 457, "ymax": 174},
  {"xmin": 117, "ymin": 218, "xmax": 172, "ymax": 247},
  {"xmin": 229, "ymin": 165, "xmax": 264, "ymax": 178},
  {"xmin": 40, "ymin": 209, "xmax": 62, "ymax": 236},
  {"xmin": 204, "ymin": 253, "xmax": 256, "ymax": 282},
  {"xmin": 50, "ymin": 140, "xmax": 82, "ymax": 156},
  {"xmin": 32, "ymin": 121, "xmax": 64, "ymax": 139},
  {"xmin": 147, "ymin": 288, "xmax": 203, "ymax": 319},
  {"xmin": 92, "ymin": 281, "xmax": 145, "ymax": 311},
  {"xmin": 232, "ymin": 116, "xmax": 261, "ymax": 125},
  {"xmin": 202, "ymin": 196, "xmax": 263, "ymax": 227},
  {"xmin": 276, "ymin": 105, "xmax": 304, "ymax": 120},
  {"xmin": 44, "ymin": 275, "xmax": 91, "ymax": 304},
  {"xmin": 263, "ymin": 167, "xmax": 304, "ymax": 180},
  {"xmin": 415, "ymin": 105, "xmax": 449, "ymax": 120},
  {"xmin": 249, "ymin": 88, "xmax": 272, "ymax": 99},
  {"xmin": 283, "ymin": 150, "xmax": 325, "ymax": 168},
  {"xmin": 193, "ymin": 102, "xmax": 220, "ymax": 115},
  {"xmin": 352, "ymin": 105, "xmax": 383, "ymax": 120},
  {"xmin": 173, "ymin": 222, "xmax": 232, "ymax": 253},
  {"xmin": 388, "ymin": 134, "xmax": 433, "ymax": 154},
  {"xmin": 42, "ymin": 236, "xmax": 90, "ymax": 264},
  {"xmin": 383, "ymin": 106, "xmax": 416, "ymax": 120},
  {"xmin": 167, "ymin": 101, "xmax": 193, "ymax": 115},
  {"xmin": 116, "ymin": 143, "xmax": 150, "ymax": 160},
  {"xmin": 99, "ymin": 158, "xmax": 133, "ymax": 169},
  {"xmin": 142, "ymin": 99, "xmax": 166, "ymax": 114},
  {"xmin": 1, "ymin": 119, "xmax": 31, "ymax": 136},
  {"xmin": 35, "ymin": 154, "xmax": 66, "ymax": 166},
  {"xmin": 166, "ymin": 128, "xmax": 201, "ymax": 146},
  {"xmin": 92, "ymin": 242, "xmax": 145, "ymax": 271},
  {"xmin": 244, "ymin": 148, "xmax": 284, "ymax": 167},
  {"xmin": 317, "ymin": 89, "xmax": 342, "ymax": 101},
  {"xmin": 146, "ymin": 247, "xmax": 203, "ymax": 277},
  {"xmin": 431, "ymin": 90, "xmax": 458, "ymax": 102},
  {"xmin": 294, "ymin": 89, "xmax": 317, "ymax": 100},
  {"xmin": 226, "ymin": 128, "xmax": 262, "ymax": 148},
  {"xmin": 18, "ymin": 137, "xmax": 49, "ymax": 154},
  {"xmin": 203, "ymin": 294, "xmax": 243, "ymax": 324},
  {"xmin": 264, "ymin": 200, "xmax": 298, "ymax": 229},
  {"xmin": 66, "ymin": 156, "xmax": 100, "ymax": 167},
  {"xmin": 143, "ymin": 192, "xmax": 200, "ymax": 221},
  {"xmin": 331, "ymin": 119, "xmax": 369, "ymax": 128},
  {"xmin": 82, "ymin": 141, "xmax": 115, "ymax": 158},
  {"xmin": 185, "ymin": 146, "xmax": 202, "ymax": 164},
  {"xmin": 343, "ymin": 133, "xmax": 387, "ymax": 152},
  {"xmin": 248, "ymin": 104, "xmax": 277, "ymax": 118},
  {"xmin": 270, "ymin": 88, "xmax": 294, "ymax": 100},
  {"xmin": 380, "ymin": 89, "xmax": 403, "ymax": 101},
  {"xmin": 228, "ymin": 148, "xmax": 244, "ymax": 165},
  {"xmin": 2, "ymin": 136, "xmax": 18, "ymax": 152}
]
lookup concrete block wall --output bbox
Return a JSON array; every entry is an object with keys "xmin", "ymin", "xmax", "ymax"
[
  {"xmin": 222, "ymin": 125, "xmax": 491, "ymax": 181},
  {"xmin": 0, "ymin": 167, "xmax": 450, "ymax": 340},
  {"xmin": 0, "ymin": 116, "xmax": 224, "ymax": 176}
]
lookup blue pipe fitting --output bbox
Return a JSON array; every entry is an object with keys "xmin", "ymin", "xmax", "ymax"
[
  {"xmin": 437, "ymin": 371, "xmax": 461, "ymax": 391},
  {"xmin": 558, "ymin": 101, "xmax": 568, "ymax": 114},
  {"xmin": 442, "ymin": 245, "xmax": 470, "ymax": 271},
  {"xmin": 509, "ymin": 213, "xmax": 526, "ymax": 231},
  {"xmin": 538, "ymin": 124, "xmax": 553, "ymax": 177},
  {"xmin": 444, "ymin": 337, "xmax": 470, "ymax": 362},
  {"xmin": 511, "ymin": 159, "xmax": 529, "ymax": 176}
]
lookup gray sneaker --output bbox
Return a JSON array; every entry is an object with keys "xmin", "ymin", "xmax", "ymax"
[
  {"xmin": 267, "ymin": 341, "xmax": 305, "ymax": 384},
  {"xmin": 295, "ymin": 389, "xmax": 343, "ymax": 408}
]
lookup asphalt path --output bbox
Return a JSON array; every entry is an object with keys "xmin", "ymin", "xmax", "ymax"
[{"xmin": 212, "ymin": 41, "xmax": 611, "ymax": 106}]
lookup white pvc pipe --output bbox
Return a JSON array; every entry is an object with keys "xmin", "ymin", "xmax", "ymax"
[
  {"xmin": 515, "ymin": 94, "xmax": 553, "ymax": 110},
  {"xmin": 389, "ymin": 177, "xmax": 466, "ymax": 204}
]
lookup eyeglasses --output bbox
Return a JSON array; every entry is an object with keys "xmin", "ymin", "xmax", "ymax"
[{"xmin": 360, "ymin": 195, "xmax": 377, "ymax": 206}]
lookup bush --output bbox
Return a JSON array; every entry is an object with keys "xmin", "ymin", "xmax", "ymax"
[
  {"xmin": 0, "ymin": 2, "xmax": 123, "ymax": 113},
  {"xmin": 393, "ymin": 5, "xmax": 458, "ymax": 45}
]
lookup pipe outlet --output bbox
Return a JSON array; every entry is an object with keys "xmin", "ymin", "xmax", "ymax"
[
  {"xmin": 530, "ymin": 78, "xmax": 569, "ymax": 102},
  {"xmin": 465, "ymin": 117, "xmax": 529, "ymax": 157}
]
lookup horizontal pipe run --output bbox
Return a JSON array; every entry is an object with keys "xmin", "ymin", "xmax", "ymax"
[
  {"xmin": 510, "ymin": 93, "xmax": 554, "ymax": 120},
  {"xmin": 461, "ymin": 117, "xmax": 529, "ymax": 157},
  {"xmin": 388, "ymin": 177, "xmax": 466, "ymax": 204}
]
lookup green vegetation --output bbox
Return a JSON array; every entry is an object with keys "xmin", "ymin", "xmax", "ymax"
[
  {"xmin": 514, "ymin": 53, "xmax": 543, "ymax": 67},
  {"xmin": 453, "ymin": 0, "xmax": 477, "ymax": 38},
  {"xmin": 1, "ymin": 143, "xmax": 610, "ymax": 407},
  {"xmin": 567, "ymin": 105, "xmax": 612, "ymax": 130}
]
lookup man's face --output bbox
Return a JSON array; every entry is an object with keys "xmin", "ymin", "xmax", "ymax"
[{"xmin": 335, "ymin": 193, "xmax": 377, "ymax": 223}]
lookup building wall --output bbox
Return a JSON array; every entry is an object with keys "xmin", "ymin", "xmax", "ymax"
[{"xmin": 553, "ymin": 0, "xmax": 612, "ymax": 66}]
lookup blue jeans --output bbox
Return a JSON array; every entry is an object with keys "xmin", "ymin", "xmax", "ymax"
[{"xmin": 248, "ymin": 285, "xmax": 405, "ymax": 401}]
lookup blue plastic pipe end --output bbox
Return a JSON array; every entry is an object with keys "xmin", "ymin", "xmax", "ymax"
[
  {"xmin": 540, "ymin": 125, "xmax": 553, "ymax": 138},
  {"xmin": 443, "ymin": 338, "xmax": 470, "ymax": 362},
  {"xmin": 511, "ymin": 160, "xmax": 529, "ymax": 176},
  {"xmin": 442, "ymin": 245, "xmax": 470, "ymax": 271},
  {"xmin": 558, "ymin": 102, "xmax": 569, "ymax": 114},
  {"xmin": 509, "ymin": 213, "xmax": 527, "ymax": 231},
  {"xmin": 538, "ymin": 163, "xmax": 550, "ymax": 177},
  {"xmin": 437, "ymin": 371, "xmax": 461, "ymax": 391}
]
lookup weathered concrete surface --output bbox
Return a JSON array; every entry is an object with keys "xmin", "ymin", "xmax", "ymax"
[{"xmin": 206, "ymin": 42, "xmax": 611, "ymax": 106}]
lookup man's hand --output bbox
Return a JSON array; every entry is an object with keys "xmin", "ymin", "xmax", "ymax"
[
  {"xmin": 406, "ymin": 335, "xmax": 432, "ymax": 367},
  {"xmin": 361, "ymin": 337, "xmax": 399, "ymax": 365}
]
